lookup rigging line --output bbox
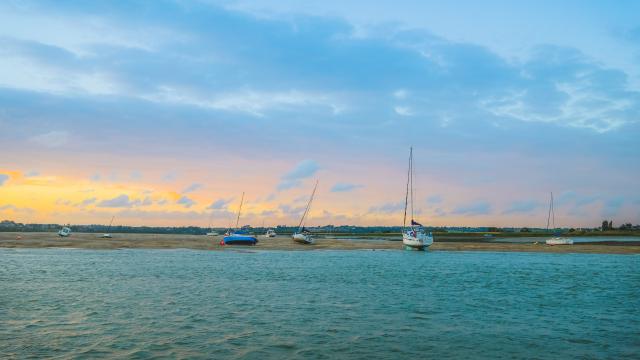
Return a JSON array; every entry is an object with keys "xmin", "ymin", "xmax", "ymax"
[
  {"xmin": 298, "ymin": 180, "xmax": 318, "ymax": 231},
  {"xmin": 235, "ymin": 192, "xmax": 244, "ymax": 230},
  {"xmin": 410, "ymin": 147, "xmax": 414, "ymax": 223},
  {"xmin": 403, "ymin": 147, "xmax": 411, "ymax": 229},
  {"xmin": 546, "ymin": 192, "xmax": 552, "ymax": 230}
]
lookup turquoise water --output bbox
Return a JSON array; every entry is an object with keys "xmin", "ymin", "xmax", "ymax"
[{"xmin": 1, "ymin": 249, "xmax": 639, "ymax": 359}]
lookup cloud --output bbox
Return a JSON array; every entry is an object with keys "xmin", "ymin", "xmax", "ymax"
[
  {"xmin": 502, "ymin": 200, "xmax": 543, "ymax": 214},
  {"xmin": 28, "ymin": 130, "xmax": 70, "ymax": 148},
  {"xmin": 0, "ymin": 174, "xmax": 8, "ymax": 186},
  {"xmin": 452, "ymin": 200, "xmax": 492, "ymax": 216},
  {"xmin": 130, "ymin": 171, "xmax": 142, "ymax": 180},
  {"xmin": 0, "ymin": 204, "xmax": 34, "ymax": 214},
  {"xmin": 278, "ymin": 204, "xmax": 307, "ymax": 217},
  {"xmin": 78, "ymin": 197, "xmax": 97, "ymax": 207},
  {"xmin": 394, "ymin": 106, "xmax": 413, "ymax": 116},
  {"xmin": 182, "ymin": 183, "xmax": 203, "ymax": 193},
  {"xmin": 426, "ymin": 195, "xmax": 443, "ymax": 205},
  {"xmin": 97, "ymin": 194, "xmax": 134, "ymax": 208},
  {"xmin": 277, "ymin": 160, "xmax": 319, "ymax": 191},
  {"xmin": 162, "ymin": 172, "xmax": 177, "ymax": 182},
  {"xmin": 330, "ymin": 182, "xmax": 363, "ymax": 192},
  {"xmin": 25, "ymin": 170, "xmax": 39, "ymax": 177},
  {"xmin": 177, "ymin": 195, "xmax": 196, "ymax": 208},
  {"xmin": 368, "ymin": 202, "xmax": 405, "ymax": 214},
  {"xmin": 207, "ymin": 198, "xmax": 233, "ymax": 210},
  {"xmin": 393, "ymin": 89, "xmax": 408, "ymax": 99}
]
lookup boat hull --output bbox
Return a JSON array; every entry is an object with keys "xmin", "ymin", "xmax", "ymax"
[
  {"xmin": 223, "ymin": 235, "xmax": 258, "ymax": 245},
  {"xmin": 402, "ymin": 232, "xmax": 433, "ymax": 251},
  {"xmin": 292, "ymin": 233, "xmax": 314, "ymax": 244},
  {"xmin": 546, "ymin": 237, "xmax": 573, "ymax": 245}
]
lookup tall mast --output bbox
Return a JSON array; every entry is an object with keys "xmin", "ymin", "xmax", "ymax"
[
  {"xmin": 403, "ymin": 147, "xmax": 411, "ymax": 229},
  {"xmin": 546, "ymin": 191, "xmax": 553, "ymax": 230},
  {"xmin": 298, "ymin": 180, "xmax": 319, "ymax": 232},
  {"xmin": 107, "ymin": 216, "xmax": 114, "ymax": 231},
  {"xmin": 234, "ymin": 192, "xmax": 244, "ymax": 230},
  {"xmin": 410, "ymin": 147, "xmax": 414, "ymax": 223},
  {"xmin": 551, "ymin": 192, "xmax": 555, "ymax": 229}
]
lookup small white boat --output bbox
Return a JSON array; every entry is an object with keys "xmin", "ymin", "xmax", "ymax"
[
  {"xmin": 401, "ymin": 147, "xmax": 433, "ymax": 251},
  {"xmin": 206, "ymin": 231, "xmax": 219, "ymax": 236},
  {"xmin": 100, "ymin": 216, "xmax": 114, "ymax": 238},
  {"xmin": 292, "ymin": 180, "xmax": 318, "ymax": 245},
  {"xmin": 546, "ymin": 237, "xmax": 573, "ymax": 245},
  {"xmin": 264, "ymin": 228, "xmax": 276, "ymax": 238},
  {"xmin": 544, "ymin": 192, "xmax": 572, "ymax": 245},
  {"xmin": 58, "ymin": 226, "xmax": 71, "ymax": 237},
  {"xmin": 292, "ymin": 231, "xmax": 314, "ymax": 244}
]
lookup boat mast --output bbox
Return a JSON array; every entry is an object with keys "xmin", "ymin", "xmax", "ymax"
[
  {"xmin": 410, "ymin": 147, "xmax": 414, "ymax": 225},
  {"xmin": 234, "ymin": 192, "xmax": 244, "ymax": 230},
  {"xmin": 298, "ymin": 180, "xmax": 319, "ymax": 232},
  {"xmin": 551, "ymin": 192, "xmax": 555, "ymax": 230},
  {"xmin": 403, "ymin": 147, "xmax": 411, "ymax": 229},
  {"xmin": 107, "ymin": 216, "xmax": 114, "ymax": 232},
  {"xmin": 546, "ymin": 191, "xmax": 555, "ymax": 231}
]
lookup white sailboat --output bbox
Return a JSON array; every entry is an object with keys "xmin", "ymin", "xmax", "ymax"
[
  {"xmin": 265, "ymin": 228, "xmax": 277, "ymax": 238},
  {"xmin": 100, "ymin": 216, "xmax": 115, "ymax": 238},
  {"xmin": 402, "ymin": 147, "xmax": 433, "ymax": 251},
  {"xmin": 58, "ymin": 225, "xmax": 71, "ymax": 237},
  {"xmin": 545, "ymin": 192, "xmax": 573, "ymax": 245},
  {"xmin": 292, "ymin": 180, "xmax": 318, "ymax": 244}
]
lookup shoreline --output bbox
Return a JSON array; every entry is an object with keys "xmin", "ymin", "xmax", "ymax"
[{"xmin": 1, "ymin": 232, "xmax": 639, "ymax": 254}]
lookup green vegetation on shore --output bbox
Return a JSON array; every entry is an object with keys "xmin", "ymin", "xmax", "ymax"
[{"xmin": 1, "ymin": 219, "xmax": 639, "ymax": 237}]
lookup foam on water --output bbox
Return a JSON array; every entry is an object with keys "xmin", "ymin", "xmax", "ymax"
[{"xmin": 1, "ymin": 249, "xmax": 639, "ymax": 359}]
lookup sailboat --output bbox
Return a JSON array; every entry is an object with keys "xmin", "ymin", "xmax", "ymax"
[
  {"xmin": 292, "ymin": 180, "xmax": 318, "ymax": 244},
  {"xmin": 545, "ymin": 192, "xmax": 573, "ymax": 245},
  {"xmin": 402, "ymin": 147, "xmax": 433, "ymax": 251},
  {"xmin": 57, "ymin": 225, "xmax": 71, "ymax": 237},
  {"xmin": 222, "ymin": 192, "xmax": 258, "ymax": 245},
  {"xmin": 100, "ymin": 216, "xmax": 115, "ymax": 238},
  {"xmin": 264, "ymin": 228, "xmax": 277, "ymax": 238}
]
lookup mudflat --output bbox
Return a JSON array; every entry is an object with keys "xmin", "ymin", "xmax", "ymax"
[{"xmin": 1, "ymin": 232, "xmax": 639, "ymax": 254}]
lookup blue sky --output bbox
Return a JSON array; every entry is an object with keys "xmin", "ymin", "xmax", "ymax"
[{"xmin": 0, "ymin": 0, "xmax": 638, "ymax": 227}]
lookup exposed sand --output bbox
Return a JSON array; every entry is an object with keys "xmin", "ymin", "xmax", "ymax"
[{"xmin": 1, "ymin": 232, "xmax": 639, "ymax": 254}]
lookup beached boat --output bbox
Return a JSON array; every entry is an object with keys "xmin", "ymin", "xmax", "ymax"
[
  {"xmin": 402, "ymin": 147, "xmax": 433, "ymax": 251},
  {"xmin": 100, "ymin": 216, "xmax": 114, "ymax": 238},
  {"xmin": 58, "ymin": 226, "xmax": 71, "ymax": 237},
  {"xmin": 206, "ymin": 231, "xmax": 219, "ymax": 236},
  {"xmin": 292, "ymin": 180, "xmax": 318, "ymax": 245},
  {"xmin": 223, "ymin": 192, "xmax": 258, "ymax": 245},
  {"xmin": 265, "ymin": 228, "xmax": 277, "ymax": 238},
  {"xmin": 545, "ymin": 192, "xmax": 573, "ymax": 245}
]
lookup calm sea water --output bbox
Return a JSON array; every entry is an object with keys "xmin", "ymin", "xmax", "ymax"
[{"xmin": 1, "ymin": 249, "xmax": 639, "ymax": 359}]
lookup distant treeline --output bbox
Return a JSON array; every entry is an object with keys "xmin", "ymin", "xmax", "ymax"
[{"xmin": 2, "ymin": 219, "xmax": 638, "ymax": 235}]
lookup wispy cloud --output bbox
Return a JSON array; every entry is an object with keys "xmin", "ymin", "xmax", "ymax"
[
  {"xmin": 277, "ymin": 160, "xmax": 319, "ymax": 191},
  {"xmin": 97, "ymin": 194, "xmax": 134, "ymax": 208},
  {"xmin": 368, "ymin": 202, "xmax": 405, "ymax": 214},
  {"xmin": 182, "ymin": 183, "xmax": 203, "ymax": 194},
  {"xmin": 0, "ymin": 174, "xmax": 8, "ymax": 186},
  {"xmin": 177, "ymin": 195, "xmax": 196, "ymax": 208},
  {"xmin": 502, "ymin": 200, "xmax": 543, "ymax": 214},
  {"xmin": 207, "ymin": 198, "xmax": 233, "ymax": 210},
  {"xmin": 28, "ymin": 130, "xmax": 70, "ymax": 148},
  {"xmin": 330, "ymin": 182, "xmax": 363, "ymax": 192},
  {"xmin": 452, "ymin": 200, "xmax": 492, "ymax": 216}
]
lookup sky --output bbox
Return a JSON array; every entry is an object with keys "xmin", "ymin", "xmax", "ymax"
[{"xmin": 1, "ymin": 0, "xmax": 639, "ymax": 228}]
